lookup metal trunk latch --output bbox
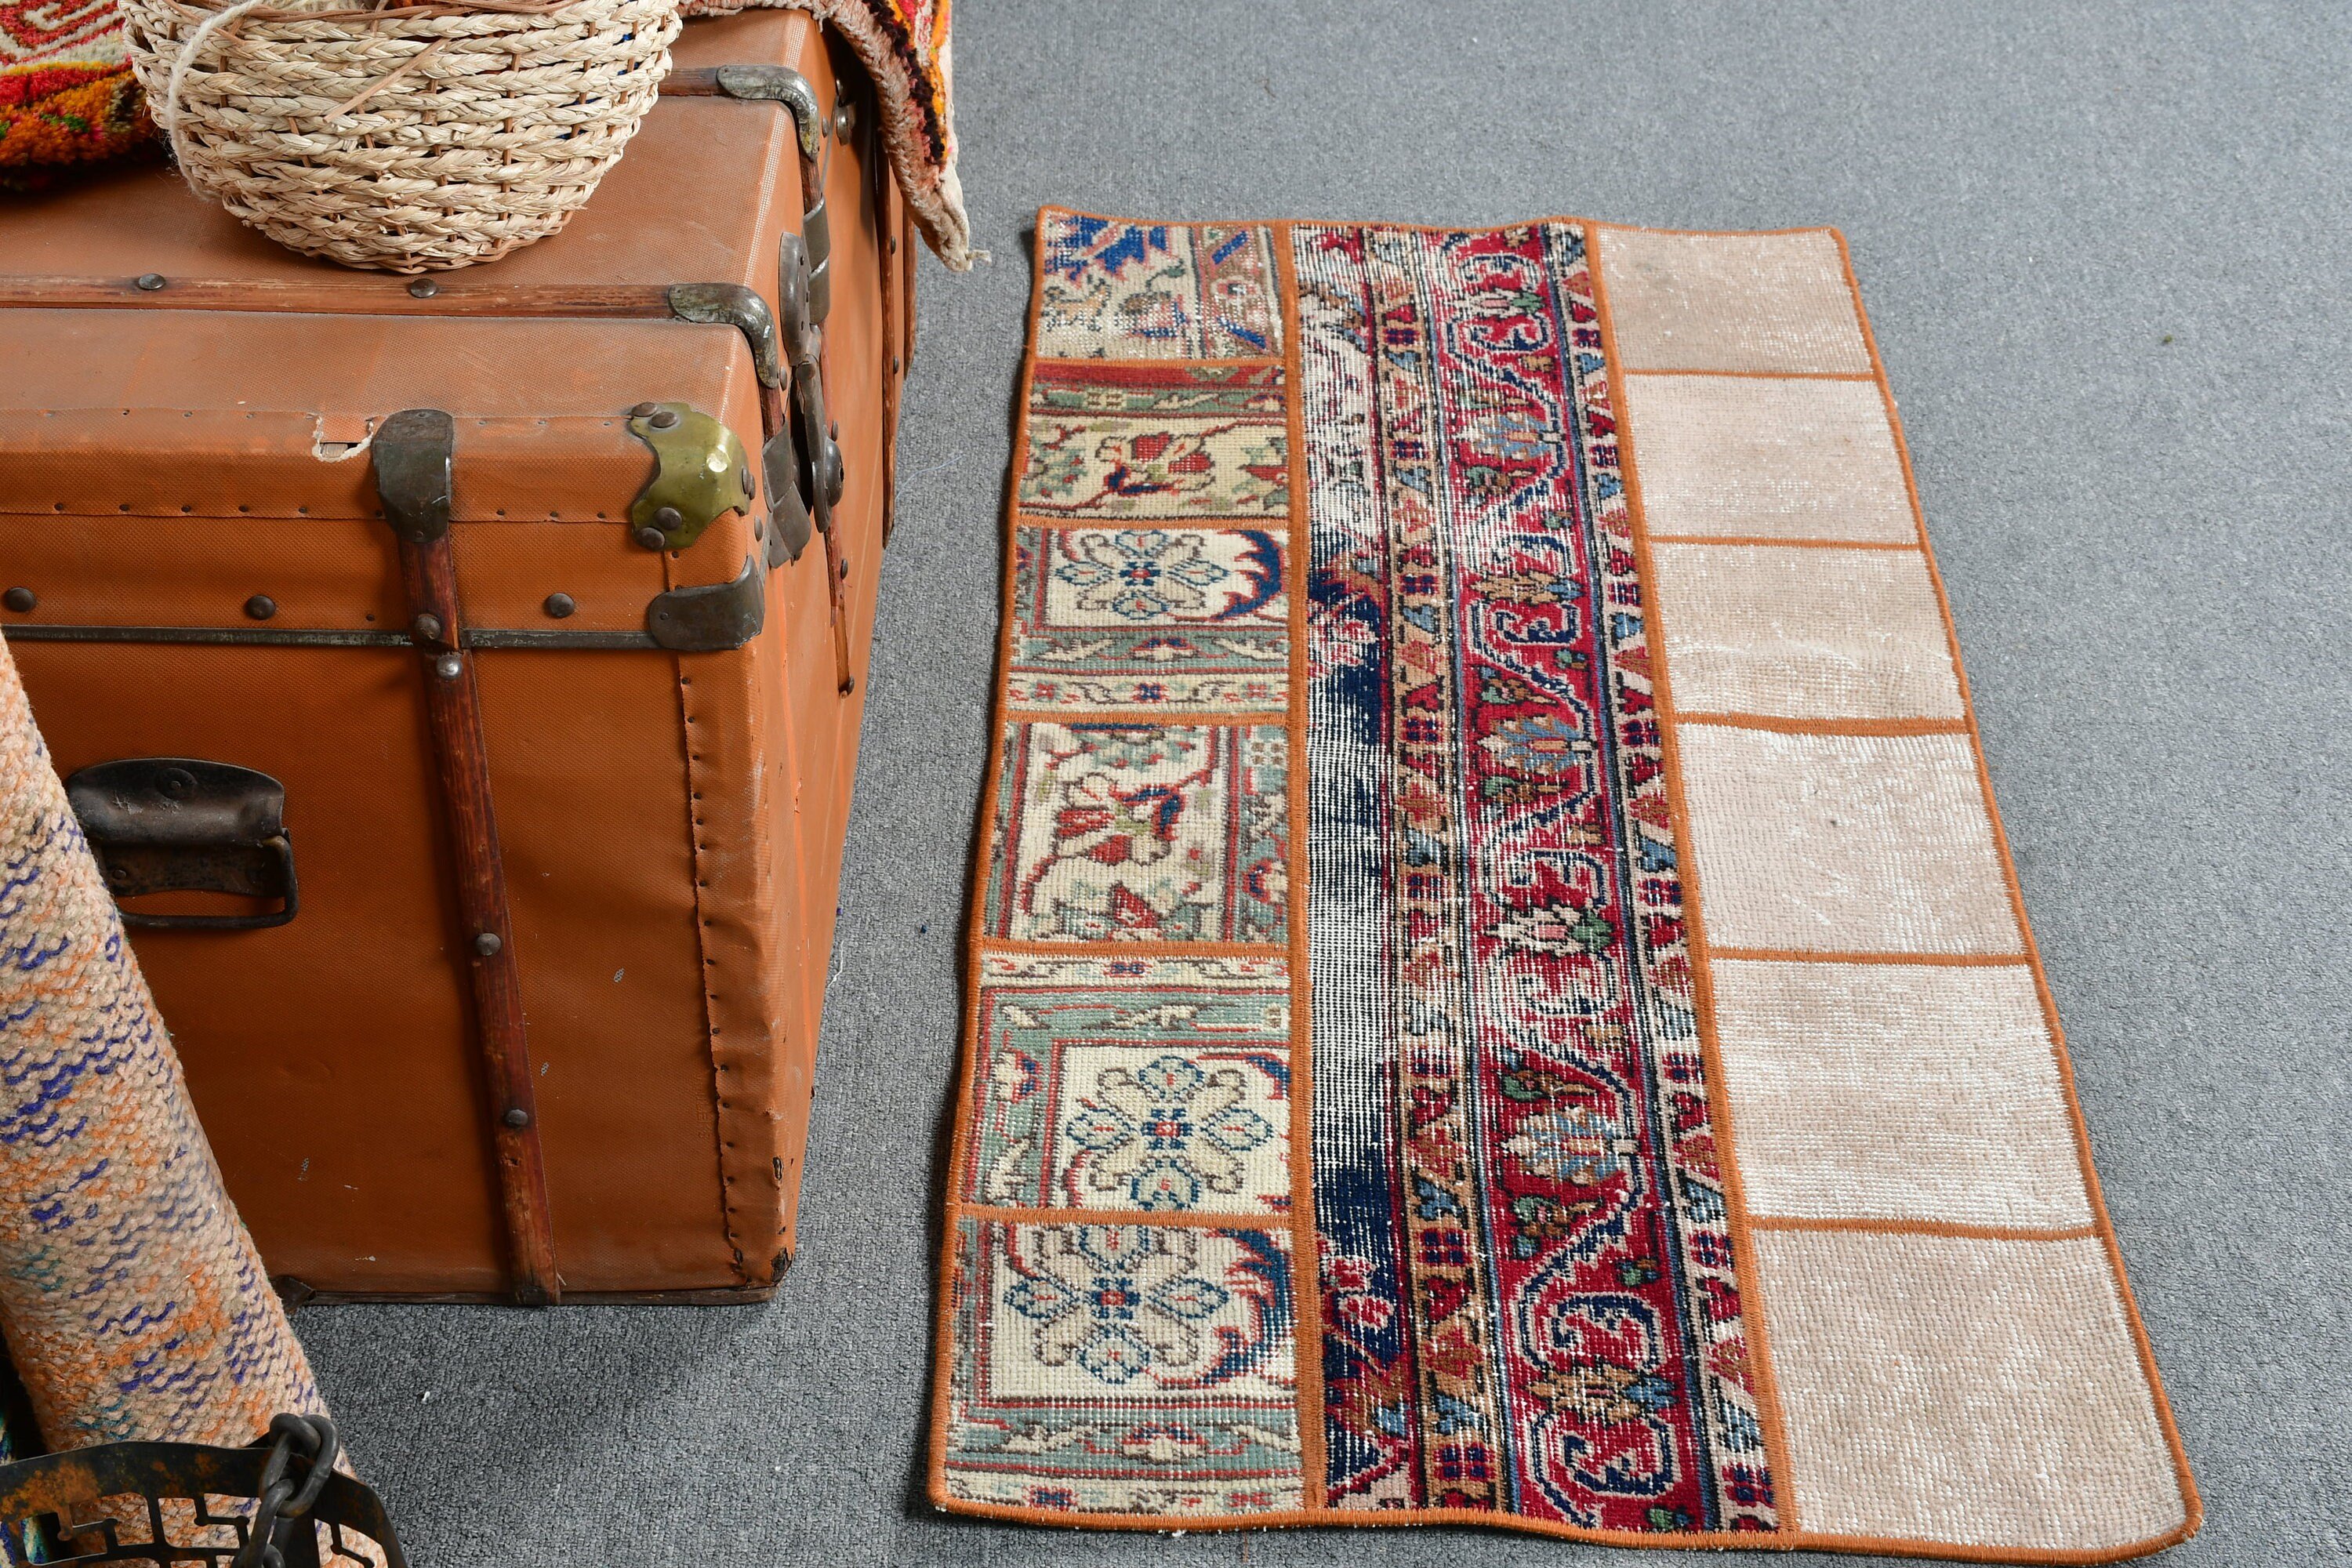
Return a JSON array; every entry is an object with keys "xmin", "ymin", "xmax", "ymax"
[
  {"xmin": 65, "ymin": 759, "xmax": 298, "ymax": 931},
  {"xmin": 780, "ymin": 227, "xmax": 854, "ymax": 692},
  {"xmin": 777, "ymin": 236, "xmax": 846, "ymax": 519},
  {"xmin": 763, "ymin": 245, "xmax": 818, "ymax": 567}
]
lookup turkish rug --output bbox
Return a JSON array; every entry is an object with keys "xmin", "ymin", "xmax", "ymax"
[
  {"xmin": 929, "ymin": 208, "xmax": 2201, "ymax": 1563},
  {"xmin": 0, "ymin": 632, "xmax": 328, "ymax": 1454},
  {"xmin": 0, "ymin": 0, "xmax": 151, "ymax": 191}
]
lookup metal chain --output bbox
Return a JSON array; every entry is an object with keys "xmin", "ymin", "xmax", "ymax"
[{"xmin": 231, "ymin": 1414, "xmax": 339, "ymax": 1568}]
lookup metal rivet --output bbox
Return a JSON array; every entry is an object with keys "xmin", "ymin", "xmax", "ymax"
[
  {"xmin": 503, "ymin": 1106, "xmax": 531, "ymax": 1129},
  {"xmin": 412, "ymin": 612, "xmax": 443, "ymax": 642},
  {"xmin": 652, "ymin": 505, "xmax": 683, "ymax": 532},
  {"xmin": 835, "ymin": 101, "xmax": 854, "ymax": 136},
  {"xmin": 648, "ymin": 408, "xmax": 680, "ymax": 430},
  {"xmin": 134, "ymin": 273, "xmax": 165, "ymax": 292},
  {"xmin": 630, "ymin": 401, "xmax": 660, "ymax": 419},
  {"xmin": 888, "ymin": 235, "xmax": 898, "ymax": 256},
  {"xmin": 632, "ymin": 524, "xmax": 669, "ymax": 551},
  {"xmin": 107, "ymin": 865, "xmax": 129, "ymax": 885},
  {"xmin": 245, "ymin": 594, "xmax": 277, "ymax": 620},
  {"xmin": 407, "ymin": 278, "xmax": 440, "ymax": 299},
  {"xmin": 474, "ymin": 931, "xmax": 503, "ymax": 957},
  {"xmin": 2, "ymin": 586, "xmax": 34, "ymax": 613},
  {"xmin": 891, "ymin": 355, "xmax": 902, "ymax": 376},
  {"xmin": 158, "ymin": 767, "xmax": 197, "ymax": 800},
  {"xmin": 829, "ymin": 421, "xmax": 839, "ymax": 441},
  {"xmin": 434, "ymin": 653, "xmax": 463, "ymax": 679},
  {"xmin": 753, "ymin": 517, "xmax": 765, "ymax": 542},
  {"xmin": 739, "ymin": 465, "xmax": 754, "ymax": 496},
  {"xmin": 543, "ymin": 592, "xmax": 576, "ymax": 619}
]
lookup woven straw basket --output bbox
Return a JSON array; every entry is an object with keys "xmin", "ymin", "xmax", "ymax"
[{"xmin": 122, "ymin": 0, "xmax": 681, "ymax": 273}]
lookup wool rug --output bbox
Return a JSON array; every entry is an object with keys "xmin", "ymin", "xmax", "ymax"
[
  {"xmin": 0, "ymin": 0, "xmax": 152, "ymax": 191},
  {"xmin": 929, "ymin": 209, "xmax": 2199, "ymax": 1562}
]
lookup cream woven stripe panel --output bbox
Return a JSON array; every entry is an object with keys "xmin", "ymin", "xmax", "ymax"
[{"xmin": 1596, "ymin": 227, "xmax": 2191, "ymax": 1554}]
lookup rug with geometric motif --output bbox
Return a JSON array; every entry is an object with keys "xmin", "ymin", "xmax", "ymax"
[
  {"xmin": 929, "ymin": 206, "xmax": 2200, "ymax": 1563},
  {"xmin": 0, "ymin": 0, "xmax": 151, "ymax": 191}
]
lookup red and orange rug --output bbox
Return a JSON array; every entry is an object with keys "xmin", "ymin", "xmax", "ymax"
[
  {"xmin": 929, "ymin": 209, "xmax": 2199, "ymax": 1562},
  {"xmin": 0, "ymin": 0, "xmax": 151, "ymax": 190}
]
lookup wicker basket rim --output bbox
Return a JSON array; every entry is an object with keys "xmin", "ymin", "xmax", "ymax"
[
  {"xmin": 126, "ymin": 0, "xmax": 677, "ymax": 273},
  {"xmin": 136, "ymin": 0, "xmax": 644, "ymax": 27}
]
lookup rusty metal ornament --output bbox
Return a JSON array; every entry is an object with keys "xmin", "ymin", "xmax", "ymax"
[{"xmin": 0, "ymin": 1412, "xmax": 405, "ymax": 1566}]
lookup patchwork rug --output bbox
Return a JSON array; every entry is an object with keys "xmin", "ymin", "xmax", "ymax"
[{"xmin": 929, "ymin": 209, "xmax": 2199, "ymax": 1562}]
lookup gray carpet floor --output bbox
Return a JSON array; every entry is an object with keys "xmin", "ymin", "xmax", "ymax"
[{"xmin": 296, "ymin": 2, "xmax": 2352, "ymax": 1563}]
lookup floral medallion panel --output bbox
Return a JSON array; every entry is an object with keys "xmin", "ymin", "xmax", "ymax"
[
  {"xmin": 1007, "ymin": 524, "xmax": 1290, "ymax": 713},
  {"xmin": 963, "ymin": 953, "xmax": 1293, "ymax": 1214},
  {"xmin": 938, "ymin": 1217, "xmax": 1302, "ymax": 1515}
]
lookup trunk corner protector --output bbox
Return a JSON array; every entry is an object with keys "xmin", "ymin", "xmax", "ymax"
[
  {"xmin": 646, "ymin": 554, "xmax": 765, "ymax": 653},
  {"xmin": 712, "ymin": 64, "xmax": 827, "ymax": 160},
  {"xmin": 666, "ymin": 282, "xmax": 784, "ymax": 391},
  {"xmin": 628, "ymin": 401, "xmax": 756, "ymax": 554}
]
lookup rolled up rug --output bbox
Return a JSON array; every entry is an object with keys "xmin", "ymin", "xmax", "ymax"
[{"xmin": 0, "ymin": 631, "xmax": 326, "ymax": 1452}]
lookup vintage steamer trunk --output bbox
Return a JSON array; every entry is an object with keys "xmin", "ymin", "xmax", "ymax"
[{"xmin": 0, "ymin": 10, "xmax": 916, "ymax": 1302}]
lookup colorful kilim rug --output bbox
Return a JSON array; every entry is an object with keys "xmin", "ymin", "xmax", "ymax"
[
  {"xmin": 929, "ymin": 209, "xmax": 2201, "ymax": 1562},
  {"xmin": 0, "ymin": 0, "xmax": 152, "ymax": 191}
]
